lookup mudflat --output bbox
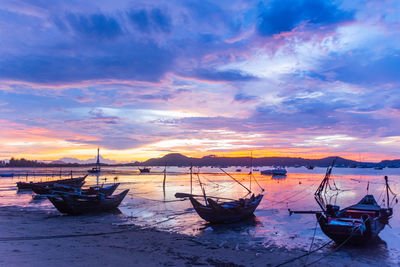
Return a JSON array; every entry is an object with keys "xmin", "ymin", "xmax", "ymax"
[{"xmin": 0, "ymin": 205, "xmax": 345, "ymax": 267}]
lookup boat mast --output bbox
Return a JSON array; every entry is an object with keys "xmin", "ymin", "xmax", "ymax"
[
  {"xmin": 314, "ymin": 159, "xmax": 336, "ymax": 212},
  {"xmin": 250, "ymin": 151, "xmax": 253, "ymax": 191},
  {"xmin": 385, "ymin": 175, "xmax": 390, "ymax": 209},
  {"xmin": 190, "ymin": 163, "xmax": 193, "ymax": 195},
  {"xmin": 96, "ymin": 148, "xmax": 100, "ymax": 171}
]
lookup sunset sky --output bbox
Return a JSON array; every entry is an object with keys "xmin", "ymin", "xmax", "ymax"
[{"xmin": 1, "ymin": 0, "xmax": 400, "ymax": 162}]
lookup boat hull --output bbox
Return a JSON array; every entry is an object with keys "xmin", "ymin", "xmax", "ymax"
[
  {"xmin": 189, "ymin": 194, "xmax": 263, "ymax": 224},
  {"xmin": 48, "ymin": 189, "xmax": 129, "ymax": 215},
  {"xmin": 316, "ymin": 209, "xmax": 390, "ymax": 245},
  {"xmin": 17, "ymin": 175, "xmax": 87, "ymax": 190}
]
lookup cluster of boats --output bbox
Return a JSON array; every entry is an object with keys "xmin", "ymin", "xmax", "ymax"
[
  {"xmin": 14, "ymin": 161, "xmax": 397, "ymax": 247},
  {"xmin": 17, "ymin": 175, "xmax": 129, "ymax": 215}
]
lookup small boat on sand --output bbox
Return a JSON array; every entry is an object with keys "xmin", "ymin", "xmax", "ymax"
[
  {"xmin": 175, "ymin": 168, "xmax": 264, "ymax": 224},
  {"xmin": 48, "ymin": 189, "xmax": 129, "ymax": 215},
  {"xmin": 32, "ymin": 182, "xmax": 119, "ymax": 196},
  {"xmin": 17, "ymin": 175, "xmax": 87, "ymax": 190},
  {"xmin": 290, "ymin": 163, "xmax": 395, "ymax": 245}
]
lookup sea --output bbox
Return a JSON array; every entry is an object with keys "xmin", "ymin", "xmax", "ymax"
[{"xmin": 0, "ymin": 166, "xmax": 399, "ymax": 265}]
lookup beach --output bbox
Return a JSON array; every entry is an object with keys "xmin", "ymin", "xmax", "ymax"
[{"xmin": 0, "ymin": 204, "xmax": 395, "ymax": 267}]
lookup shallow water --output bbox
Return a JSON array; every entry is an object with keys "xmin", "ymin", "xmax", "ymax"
[{"xmin": 1, "ymin": 166, "xmax": 400, "ymax": 265}]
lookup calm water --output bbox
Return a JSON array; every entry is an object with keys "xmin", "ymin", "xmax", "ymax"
[{"xmin": 1, "ymin": 166, "xmax": 400, "ymax": 265}]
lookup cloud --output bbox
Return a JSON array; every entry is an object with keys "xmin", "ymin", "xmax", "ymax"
[
  {"xmin": 66, "ymin": 13, "xmax": 123, "ymax": 40},
  {"xmin": 127, "ymin": 8, "xmax": 171, "ymax": 33},
  {"xmin": 257, "ymin": 0, "xmax": 354, "ymax": 35},
  {"xmin": 192, "ymin": 68, "xmax": 257, "ymax": 82},
  {"xmin": 234, "ymin": 93, "xmax": 258, "ymax": 103}
]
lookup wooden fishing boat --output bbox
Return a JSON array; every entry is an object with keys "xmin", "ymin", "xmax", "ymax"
[
  {"xmin": 316, "ymin": 194, "xmax": 392, "ymax": 244},
  {"xmin": 47, "ymin": 189, "xmax": 129, "ymax": 215},
  {"xmin": 187, "ymin": 193, "xmax": 263, "ymax": 224},
  {"xmin": 31, "ymin": 182, "xmax": 84, "ymax": 195},
  {"xmin": 290, "ymin": 163, "xmax": 394, "ymax": 245},
  {"xmin": 175, "ymin": 167, "xmax": 264, "ymax": 224},
  {"xmin": 16, "ymin": 175, "xmax": 87, "ymax": 190},
  {"xmin": 32, "ymin": 182, "xmax": 119, "ymax": 196}
]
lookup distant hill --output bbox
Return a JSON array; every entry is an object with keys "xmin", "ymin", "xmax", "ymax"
[
  {"xmin": 142, "ymin": 153, "xmax": 360, "ymax": 167},
  {"xmin": 3, "ymin": 153, "xmax": 398, "ymax": 168},
  {"xmin": 53, "ymin": 156, "xmax": 118, "ymax": 165}
]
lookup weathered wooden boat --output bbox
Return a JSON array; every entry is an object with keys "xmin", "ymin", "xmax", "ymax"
[
  {"xmin": 175, "ymin": 167, "xmax": 264, "ymax": 224},
  {"xmin": 87, "ymin": 148, "xmax": 101, "ymax": 174},
  {"xmin": 32, "ymin": 182, "xmax": 119, "ymax": 196},
  {"xmin": 139, "ymin": 167, "xmax": 151, "ymax": 173},
  {"xmin": 316, "ymin": 194, "xmax": 392, "ymax": 244},
  {"xmin": 47, "ymin": 189, "xmax": 129, "ymax": 215},
  {"xmin": 187, "ymin": 193, "xmax": 263, "ymax": 224},
  {"xmin": 16, "ymin": 175, "xmax": 87, "ymax": 190},
  {"xmin": 31, "ymin": 182, "xmax": 84, "ymax": 195},
  {"xmin": 290, "ymin": 163, "xmax": 395, "ymax": 245}
]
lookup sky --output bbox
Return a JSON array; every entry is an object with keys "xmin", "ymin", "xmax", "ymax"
[{"xmin": 1, "ymin": 0, "xmax": 400, "ymax": 162}]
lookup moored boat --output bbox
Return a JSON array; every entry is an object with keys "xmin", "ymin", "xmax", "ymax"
[
  {"xmin": 16, "ymin": 175, "xmax": 87, "ymax": 190},
  {"xmin": 290, "ymin": 163, "xmax": 395, "ymax": 245},
  {"xmin": 33, "ymin": 182, "xmax": 119, "ymax": 196},
  {"xmin": 260, "ymin": 167, "xmax": 287, "ymax": 175},
  {"xmin": 48, "ymin": 189, "xmax": 129, "ymax": 215},
  {"xmin": 139, "ymin": 167, "xmax": 151, "ymax": 173},
  {"xmin": 87, "ymin": 148, "xmax": 101, "ymax": 174},
  {"xmin": 175, "ymin": 167, "xmax": 264, "ymax": 224}
]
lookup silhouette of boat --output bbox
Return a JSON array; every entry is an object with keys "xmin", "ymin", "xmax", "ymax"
[
  {"xmin": 87, "ymin": 148, "xmax": 101, "ymax": 174},
  {"xmin": 138, "ymin": 167, "xmax": 151, "ymax": 173},
  {"xmin": 48, "ymin": 189, "xmax": 129, "ymax": 215},
  {"xmin": 32, "ymin": 182, "xmax": 119, "ymax": 196},
  {"xmin": 260, "ymin": 167, "xmax": 287, "ymax": 175},
  {"xmin": 290, "ymin": 162, "xmax": 394, "ymax": 245},
  {"xmin": 17, "ymin": 175, "xmax": 87, "ymax": 190},
  {"xmin": 175, "ymin": 168, "xmax": 264, "ymax": 224}
]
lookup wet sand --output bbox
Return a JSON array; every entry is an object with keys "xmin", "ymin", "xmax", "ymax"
[{"xmin": 0, "ymin": 206, "xmax": 386, "ymax": 267}]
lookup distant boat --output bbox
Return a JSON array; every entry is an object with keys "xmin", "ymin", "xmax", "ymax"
[
  {"xmin": 87, "ymin": 148, "xmax": 101, "ymax": 174},
  {"xmin": 139, "ymin": 167, "xmax": 151, "ymax": 173},
  {"xmin": 306, "ymin": 165, "xmax": 314, "ymax": 170},
  {"xmin": 236, "ymin": 169, "xmax": 242, "ymax": 172},
  {"xmin": 260, "ymin": 167, "xmax": 287, "ymax": 175},
  {"xmin": 48, "ymin": 189, "xmax": 129, "ymax": 215},
  {"xmin": 0, "ymin": 173, "xmax": 14, "ymax": 177}
]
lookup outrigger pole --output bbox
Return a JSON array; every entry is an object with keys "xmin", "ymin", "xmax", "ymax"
[
  {"xmin": 314, "ymin": 158, "xmax": 336, "ymax": 212},
  {"xmin": 219, "ymin": 168, "xmax": 251, "ymax": 194}
]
